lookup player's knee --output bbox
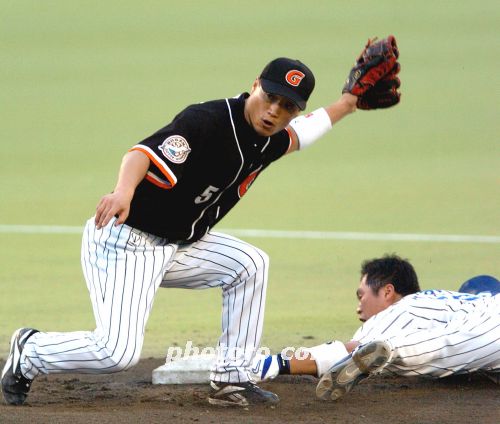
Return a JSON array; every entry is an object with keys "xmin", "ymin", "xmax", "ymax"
[
  {"xmin": 241, "ymin": 246, "xmax": 269, "ymax": 280},
  {"xmin": 122, "ymin": 352, "xmax": 141, "ymax": 370},
  {"xmin": 254, "ymin": 247, "xmax": 269, "ymax": 270},
  {"xmin": 104, "ymin": 349, "xmax": 141, "ymax": 372}
]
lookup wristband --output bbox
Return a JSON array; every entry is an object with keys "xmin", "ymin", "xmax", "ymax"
[
  {"xmin": 288, "ymin": 107, "xmax": 332, "ymax": 150},
  {"xmin": 276, "ymin": 353, "xmax": 290, "ymax": 375}
]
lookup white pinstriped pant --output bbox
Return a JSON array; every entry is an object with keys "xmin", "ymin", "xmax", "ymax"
[{"xmin": 22, "ymin": 218, "xmax": 269, "ymax": 383}]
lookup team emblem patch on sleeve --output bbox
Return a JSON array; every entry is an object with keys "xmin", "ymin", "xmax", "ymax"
[{"xmin": 159, "ymin": 135, "xmax": 191, "ymax": 164}]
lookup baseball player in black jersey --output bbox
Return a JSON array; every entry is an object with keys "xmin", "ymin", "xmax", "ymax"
[{"xmin": 2, "ymin": 38, "xmax": 402, "ymax": 407}]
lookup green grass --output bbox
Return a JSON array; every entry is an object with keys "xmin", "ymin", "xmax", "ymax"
[{"xmin": 0, "ymin": 1, "xmax": 499, "ymax": 358}]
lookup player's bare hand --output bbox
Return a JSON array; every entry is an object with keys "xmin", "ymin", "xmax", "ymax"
[{"xmin": 95, "ymin": 191, "xmax": 132, "ymax": 229}]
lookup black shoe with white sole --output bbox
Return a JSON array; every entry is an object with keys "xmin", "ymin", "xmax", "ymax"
[
  {"xmin": 208, "ymin": 380, "xmax": 279, "ymax": 406},
  {"xmin": 316, "ymin": 340, "xmax": 390, "ymax": 401},
  {"xmin": 1, "ymin": 328, "xmax": 39, "ymax": 405}
]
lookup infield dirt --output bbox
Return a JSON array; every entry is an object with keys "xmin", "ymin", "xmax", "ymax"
[{"xmin": 0, "ymin": 358, "xmax": 498, "ymax": 424}]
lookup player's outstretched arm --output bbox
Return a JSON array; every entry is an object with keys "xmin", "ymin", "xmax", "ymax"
[
  {"xmin": 324, "ymin": 93, "xmax": 358, "ymax": 124},
  {"xmin": 250, "ymin": 341, "xmax": 349, "ymax": 381},
  {"xmin": 287, "ymin": 36, "xmax": 401, "ymax": 152},
  {"xmin": 95, "ymin": 150, "xmax": 150, "ymax": 229},
  {"xmin": 286, "ymin": 93, "xmax": 357, "ymax": 152}
]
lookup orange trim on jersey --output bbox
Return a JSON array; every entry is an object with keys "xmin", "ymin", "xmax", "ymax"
[
  {"xmin": 129, "ymin": 145, "xmax": 177, "ymax": 187},
  {"xmin": 284, "ymin": 126, "xmax": 296, "ymax": 153},
  {"xmin": 145, "ymin": 172, "xmax": 172, "ymax": 190}
]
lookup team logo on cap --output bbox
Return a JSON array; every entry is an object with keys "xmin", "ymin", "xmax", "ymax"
[
  {"xmin": 285, "ymin": 70, "xmax": 305, "ymax": 87},
  {"xmin": 159, "ymin": 135, "xmax": 191, "ymax": 164}
]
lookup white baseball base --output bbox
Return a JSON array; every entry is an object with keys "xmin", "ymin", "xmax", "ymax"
[{"xmin": 152, "ymin": 354, "xmax": 216, "ymax": 384}]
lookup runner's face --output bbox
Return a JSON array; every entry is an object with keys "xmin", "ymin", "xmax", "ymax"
[
  {"xmin": 244, "ymin": 80, "xmax": 300, "ymax": 137},
  {"xmin": 356, "ymin": 275, "xmax": 390, "ymax": 322}
]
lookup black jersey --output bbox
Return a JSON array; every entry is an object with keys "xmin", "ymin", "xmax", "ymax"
[{"xmin": 125, "ymin": 93, "xmax": 292, "ymax": 242}]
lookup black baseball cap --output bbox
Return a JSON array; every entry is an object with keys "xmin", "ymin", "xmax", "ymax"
[{"xmin": 259, "ymin": 57, "xmax": 315, "ymax": 110}]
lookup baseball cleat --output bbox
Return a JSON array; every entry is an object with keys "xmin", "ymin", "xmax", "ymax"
[
  {"xmin": 316, "ymin": 340, "xmax": 390, "ymax": 401},
  {"xmin": 2, "ymin": 328, "xmax": 39, "ymax": 405},
  {"xmin": 208, "ymin": 380, "xmax": 279, "ymax": 406}
]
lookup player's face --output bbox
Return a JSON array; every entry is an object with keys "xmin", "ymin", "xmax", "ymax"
[
  {"xmin": 244, "ymin": 80, "xmax": 300, "ymax": 137},
  {"xmin": 356, "ymin": 275, "xmax": 392, "ymax": 322}
]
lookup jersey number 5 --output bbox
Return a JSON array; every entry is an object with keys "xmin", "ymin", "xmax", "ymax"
[{"xmin": 195, "ymin": 185, "xmax": 220, "ymax": 204}]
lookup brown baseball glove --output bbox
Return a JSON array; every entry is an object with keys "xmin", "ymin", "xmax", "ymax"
[{"xmin": 343, "ymin": 36, "xmax": 401, "ymax": 109}]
